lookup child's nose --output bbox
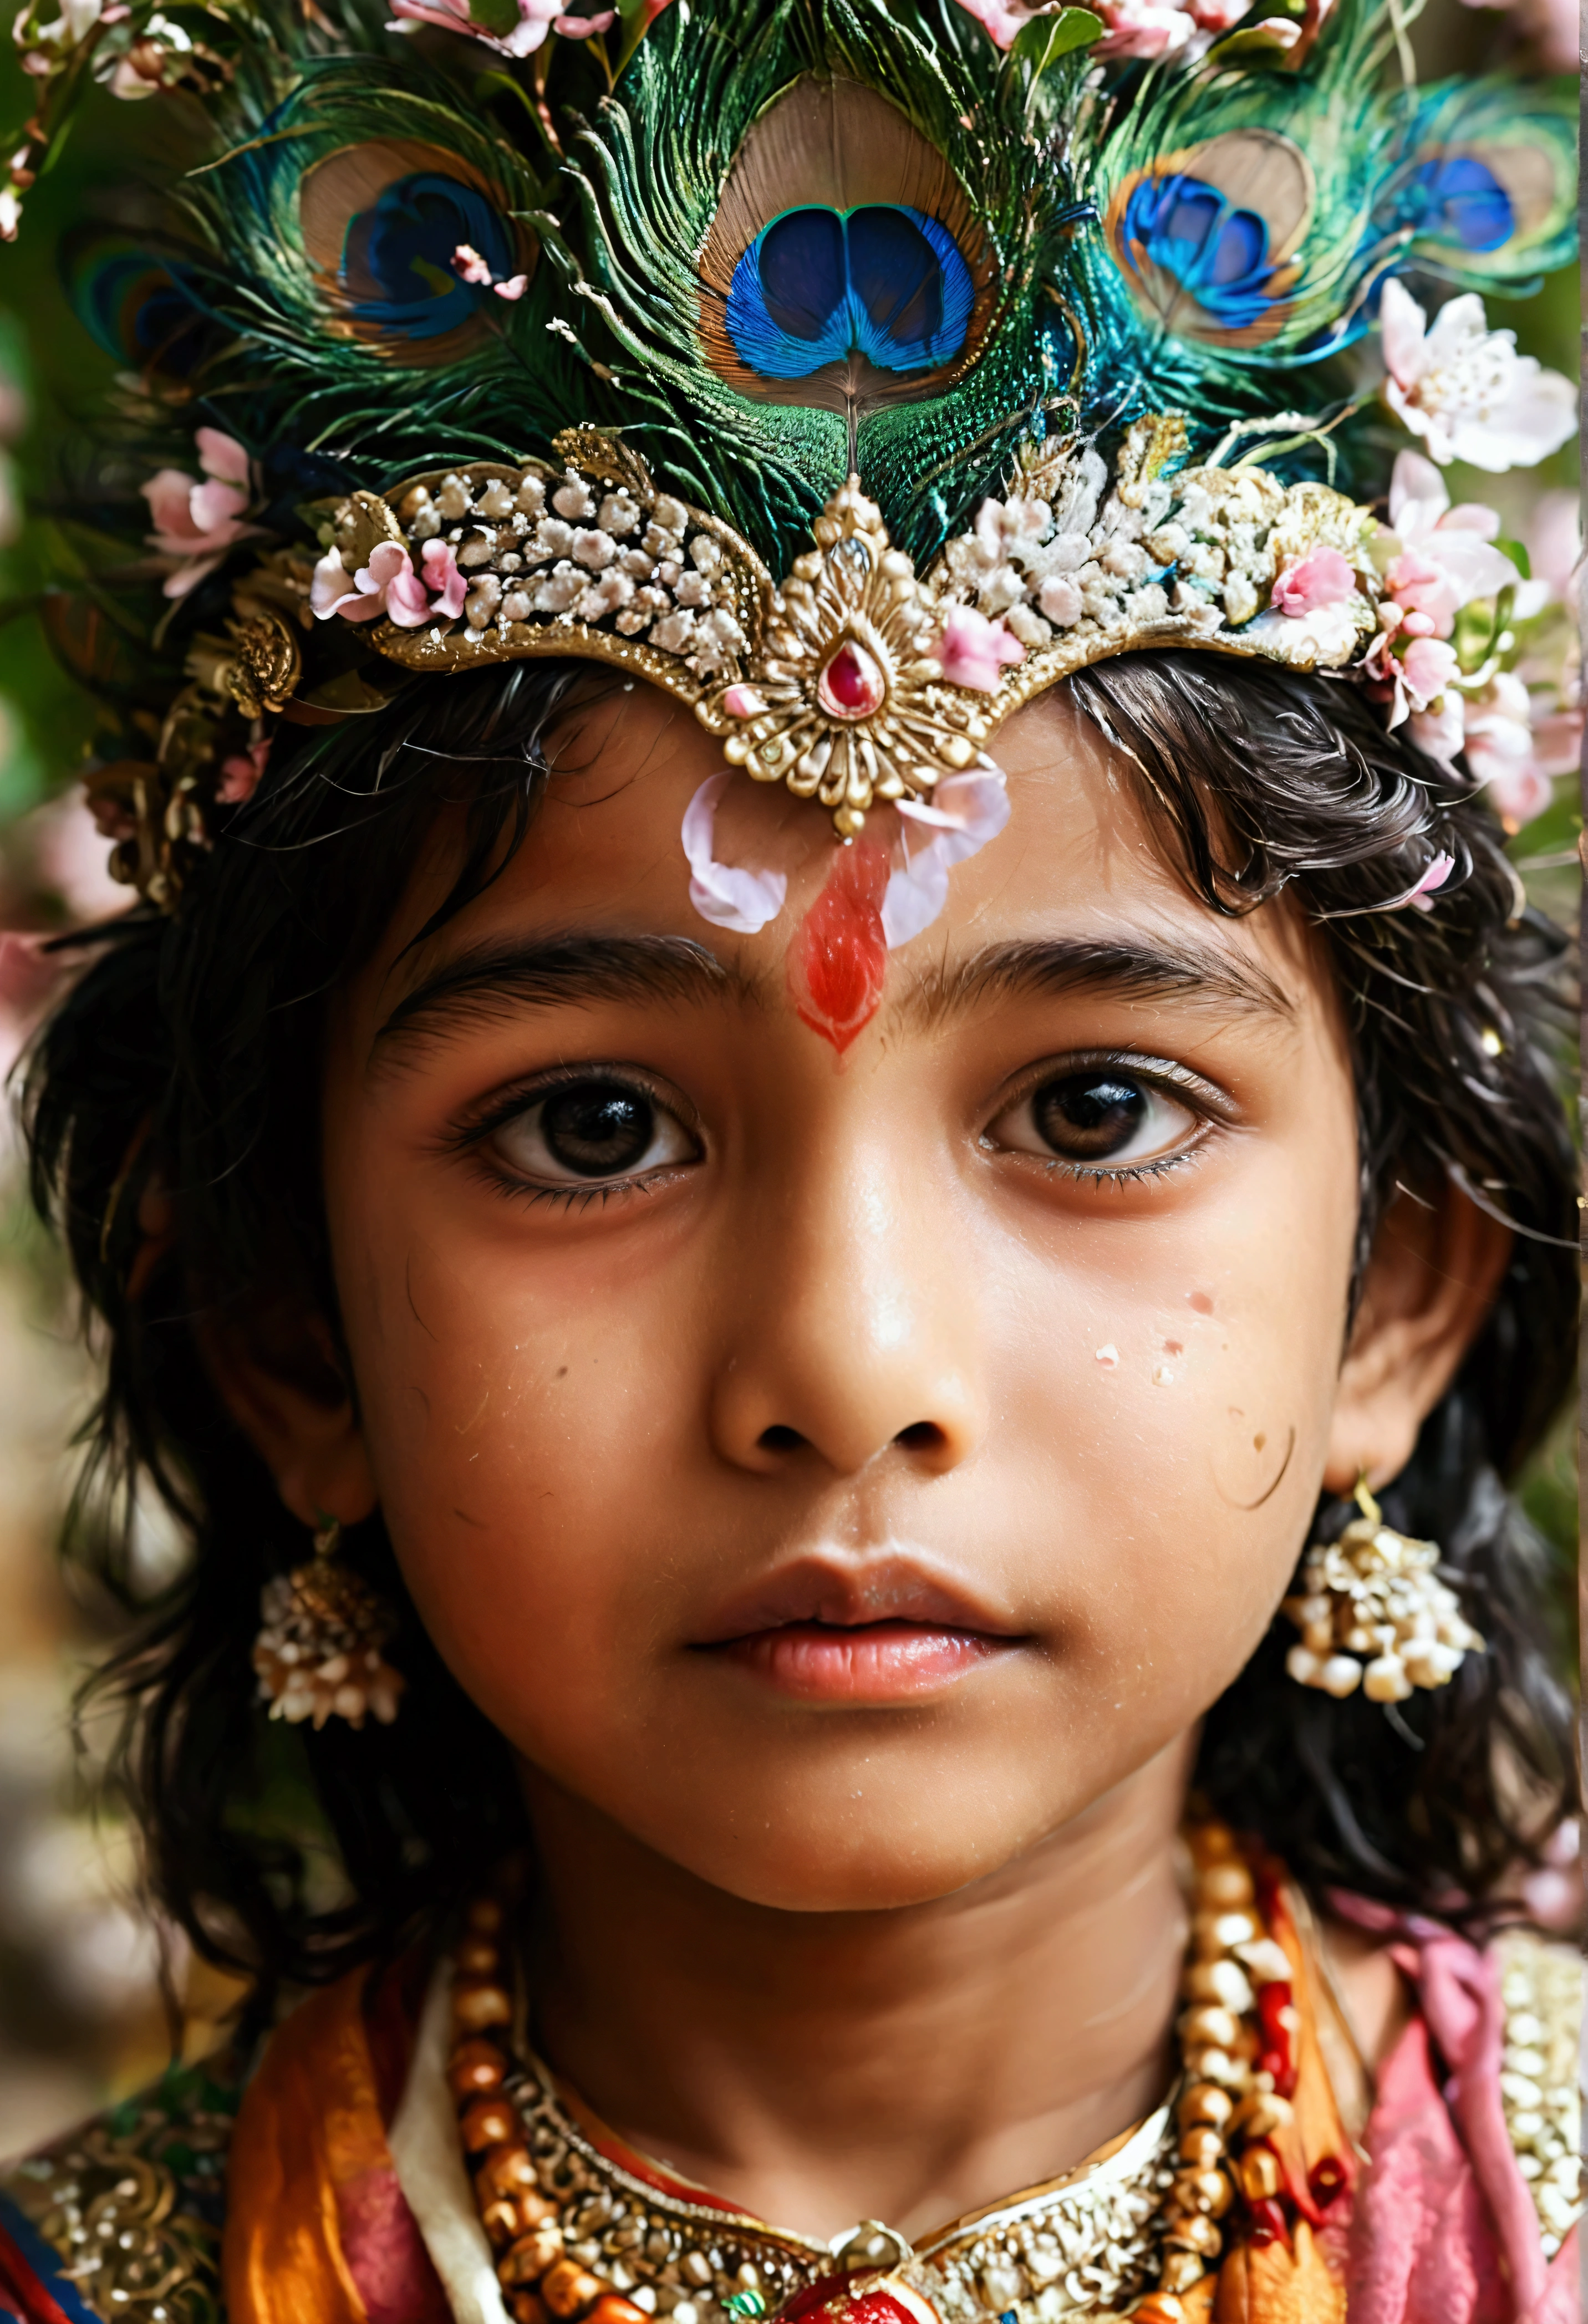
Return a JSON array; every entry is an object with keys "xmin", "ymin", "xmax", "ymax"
[{"xmin": 703, "ymin": 1134, "xmax": 985, "ymax": 1481}]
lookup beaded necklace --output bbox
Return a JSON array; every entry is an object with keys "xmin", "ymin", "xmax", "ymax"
[{"xmin": 444, "ymin": 1824, "xmax": 1306, "ymax": 2324}]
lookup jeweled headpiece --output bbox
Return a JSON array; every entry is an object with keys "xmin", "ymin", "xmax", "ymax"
[{"xmin": 5, "ymin": 0, "xmax": 1576, "ymax": 924}]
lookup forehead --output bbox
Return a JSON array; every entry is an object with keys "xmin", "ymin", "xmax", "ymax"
[{"xmin": 355, "ymin": 677, "xmax": 1322, "ymax": 1026}]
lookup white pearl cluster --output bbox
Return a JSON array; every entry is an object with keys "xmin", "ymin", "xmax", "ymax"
[
  {"xmin": 394, "ymin": 464, "xmax": 751, "ymax": 676},
  {"xmin": 939, "ymin": 416, "xmax": 1373, "ymax": 672},
  {"xmin": 1281, "ymin": 1487, "xmax": 1484, "ymax": 1704},
  {"xmin": 1494, "ymin": 1929, "xmax": 1583, "ymax": 2256},
  {"xmin": 252, "ymin": 1561, "xmax": 404, "ymax": 1729}
]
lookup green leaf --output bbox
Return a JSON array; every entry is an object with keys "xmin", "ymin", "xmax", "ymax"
[
  {"xmin": 1495, "ymin": 536, "xmax": 1531, "ymax": 582},
  {"xmin": 463, "ymin": 0, "xmax": 519, "ymax": 40},
  {"xmin": 1012, "ymin": 7, "xmax": 1103, "ymax": 73}
]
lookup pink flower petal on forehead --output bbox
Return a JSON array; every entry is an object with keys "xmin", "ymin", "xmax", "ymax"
[
  {"xmin": 681, "ymin": 773, "xmax": 788, "ymax": 936},
  {"xmin": 882, "ymin": 768, "xmax": 1011, "ymax": 949}
]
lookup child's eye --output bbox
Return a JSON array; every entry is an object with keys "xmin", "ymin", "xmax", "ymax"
[
  {"xmin": 989, "ymin": 1068, "xmax": 1200, "ymax": 1168},
  {"xmin": 487, "ymin": 1078, "xmax": 700, "ymax": 1186}
]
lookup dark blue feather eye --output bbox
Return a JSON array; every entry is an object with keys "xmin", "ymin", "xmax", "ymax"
[
  {"xmin": 62, "ymin": 230, "xmax": 210, "ymax": 375},
  {"xmin": 1402, "ymin": 155, "xmax": 1513, "ymax": 253},
  {"xmin": 755, "ymin": 207, "xmax": 847, "ymax": 342},
  {"xmin": 342, "ymin": 173, "xmax": 515, "ymax": 341},
  {"xmin": 299, "ymin": 139, "xmax": 537, "ymax": 363},
  {"xmin": 725, "ymin": 203, "xmax": 974, "ymax": 380},
  {"xmin": 1121, "ymin": 173, "xmax": 1275, "ymax": 332}
]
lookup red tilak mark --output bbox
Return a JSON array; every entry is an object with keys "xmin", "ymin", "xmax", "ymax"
[{"xmin": 787, "ymin": 842, "xmax": 889, "ymax": 1054}]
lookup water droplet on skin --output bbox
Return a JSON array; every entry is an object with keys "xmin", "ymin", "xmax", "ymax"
[
  {"xmin": 1153, "ymin": 1363, "xmax": 1175, "ymax": 1386},
  {"xmin": 1189, "ymin": 1291, "xmax": 1214, "ymax": 1314},
  {"xmin": 1163, "ymin": 1339, "xmax": 1183, "ymax": 1356},
  {"xmin": 1095, "ymin": 1344, "xmax": 1119, "ymax": 1369}
]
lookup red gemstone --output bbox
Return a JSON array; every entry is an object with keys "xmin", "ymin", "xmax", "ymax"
[
  {"xmin": 1246, "ymin": 2196, "xmax": 1290, "ymax": 2247},
  {"xmin": 817, "ymin": 640, "xmax": 886, "ymax": 721}
]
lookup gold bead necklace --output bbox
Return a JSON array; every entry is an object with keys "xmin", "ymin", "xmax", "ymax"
[{"xmin": 445, "ymin": 1824, "xmax": 1305, "ymax": 2324}]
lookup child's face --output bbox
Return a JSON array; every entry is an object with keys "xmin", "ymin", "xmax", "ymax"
[{"xmin": 312, "ymin": 684, "xmax": 1374, "ymax": 1908}]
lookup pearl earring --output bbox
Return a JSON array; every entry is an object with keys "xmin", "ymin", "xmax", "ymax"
[
  {"xmin": 252, "ymin": 1514, "xmax": 406, "ymax": 1730},
  {"xmin": 1282, "ymin": 1479, "xmax": 1485, "ymax": 1705}
]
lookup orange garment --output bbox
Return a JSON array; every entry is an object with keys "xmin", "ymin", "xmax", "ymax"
[{"xmin": 225, "ymin": 1972, "xmax": 388, "ymax": 2324}]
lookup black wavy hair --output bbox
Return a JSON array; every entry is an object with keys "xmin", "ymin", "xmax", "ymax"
[{"xmin": 22, "ymin": 649, "xmax": 1579, "ymax": 2010}]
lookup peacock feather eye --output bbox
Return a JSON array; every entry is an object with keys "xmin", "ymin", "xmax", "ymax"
[
  {"xmin": 1401, "ymin": 154, "xmax": 1514, "ymax": 254},
  {"xmin": 299, "ymin": 136, "xmax": 536, "ymax": 365},
  {"xmin": 1118, "ymin": 176, "xmax": 1274, "ymax": 335},
  {"xmin": 725, "ymin": 202, "xmax": 975, "ymax": 380},
  {"xmin": 1375, "ymin": 86, "xmax": 1575, "ymax": 289},
  {"xmin": 62, "ymin": 227, "xmax": 212, "ymax": 379},
  {"xmin": 1105, "ymin": 130, "xmax": 1313, "ymax": 349},
  {"xmin": 699, "ymin": 78, "xmax": 996, "ymax": 415}
]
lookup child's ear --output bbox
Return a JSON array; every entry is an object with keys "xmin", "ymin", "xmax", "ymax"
[
  {"xmin": 198, "ymin": 1292, "xmax": 378, "ymax": 1533},
  {"xmin": 1322, "ymin": 1178, "xmax": 1513, "ymax": 1495}
]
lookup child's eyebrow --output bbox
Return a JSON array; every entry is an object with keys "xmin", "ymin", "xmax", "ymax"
[
  {"xmin": 897, "ymin": 937, "xmax": 1296, "ymax": 1030},
  {"xmin": 369, "ymin": 927, "xmax": 1292, "ymax": 1063},
  {"xmin": 371, "ymin": 932, "xmax": 760, "ymax": 1057}
]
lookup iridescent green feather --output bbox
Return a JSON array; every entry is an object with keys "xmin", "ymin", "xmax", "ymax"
[{"xmin": 568, "ymin": 0, "xmax": 1087, "ymax": 567}]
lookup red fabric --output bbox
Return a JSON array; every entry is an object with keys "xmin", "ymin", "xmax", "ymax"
[
  {"xmin": 1333, "ymin": 1895, "xmax": 1575, "ymax": 2324},
  {"xmin": 336, "ymin": 2165, "xmax": 453, "ymax": 2324},
  {"xmin": 0, "ymin": 2220, "xmax": 74, "ymax": 2324}
]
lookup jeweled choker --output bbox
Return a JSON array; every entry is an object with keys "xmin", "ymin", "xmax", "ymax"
[{"xmin": 442, "ymin": 1824, "xmax": 1310, "ymax": 2324}]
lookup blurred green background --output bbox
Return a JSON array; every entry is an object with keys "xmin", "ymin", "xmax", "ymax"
[{"xmin": 0, "ymin": 0, "xmax": 1576, "ymax": 2155}]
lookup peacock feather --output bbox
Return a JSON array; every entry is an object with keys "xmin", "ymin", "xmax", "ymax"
[
  {"xmin": 4, "ymin": 0, "xmax": 1575, "ymax": 750},
  {"xmin": 562, "ymin": 0, "xmax": 1091, "ymax": 564}
]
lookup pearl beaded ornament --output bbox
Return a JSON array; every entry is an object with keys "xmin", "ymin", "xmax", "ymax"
[
  {"xmin": 1281, "ymin": 1480, "xmax": 1484, "ymax": 1706},
  {"xmin": 251, "ymin": 1517, "xmax": 405, "ymax": 1730}
]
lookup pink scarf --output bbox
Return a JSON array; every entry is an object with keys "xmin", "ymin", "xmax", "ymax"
[{"xmin": 1333, "ymin": 1897, "xmax": 1579, "ymax": 2324}]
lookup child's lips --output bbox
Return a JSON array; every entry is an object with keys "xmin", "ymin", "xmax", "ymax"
[
  {"xmin": 691, "ymin": 1551, "xmax": 1025, "ymax": 1701},
  {"xmin": 709, "ymin": 1619, "xmax": 1016, "ymax": 1702}
]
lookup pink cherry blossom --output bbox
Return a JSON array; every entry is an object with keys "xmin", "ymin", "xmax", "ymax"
[
  {"xmin": 949, "ymin": 0, "xmax": 1204, "ymax": 52},
  {"xmin": 1398, "ymin": 635, "xmax": 1460, "ymax": 710},
  {"xmin": 141, "ymin": 429, "xmax": 257, "ymax": 599},
  {"xmin": 935, "ymin": 604, "xmax": 1025, "ymax": 692},
  {"xmin": 1094, "ymin": 0, "xmax": 1195, "ymax": 52},
  {"xmin": 1484, "ymin": 759, "xmax": 1555, "ymax": 831},
  {"xmin": 388, "ymin": 0, "xmax": 612, "ymax": 55},
  {"xmin": 1381, "ymin": 450, "xmax": 1518, "ymax": 640},
  {"xmin": 419, "ymin": 537, "xmax": 467, "ymax": 619},
  {"xmin": 1383, "ymin": 548, "xmax": 1461, "ymax": 636},
  {"xmin": 1407, "ymin": 692, "xmax": 1465, "ymax": 766},
  {"xmin": 1380, "ymin": 279, "xmax": 1576, "ymax": 473},
  {"xmin": 1460, "ymin": 671, "xmax": 1556, "ymax": 829},
  {"xmin": 1271, "ymin": 545, "xmax": 1355, "ymax": 618},
  {"xmin": 1528, "ymin": 709, "xmax": 1582, "ymax": 777},
  {"xmin": 1366, "ymin": 624, "xmax": 1462, "ymax": 733},
  {"xmin": 312, "ymin": 534, "xmax": 469, "ymax": 627},
  {"xmin": 218, "ymin": 737, "xmax": 271, "ymax": 804},
  {"xmin": 381, "ymin": 545, "xmax": 435, "ymax": 627},
  {"xmin": 681, "ymin": 774, "xmax": 787, "ymax": 935},
  {"xmin": 948, "ymin": 0, "xmax": 1039, "ymax": 43}
]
